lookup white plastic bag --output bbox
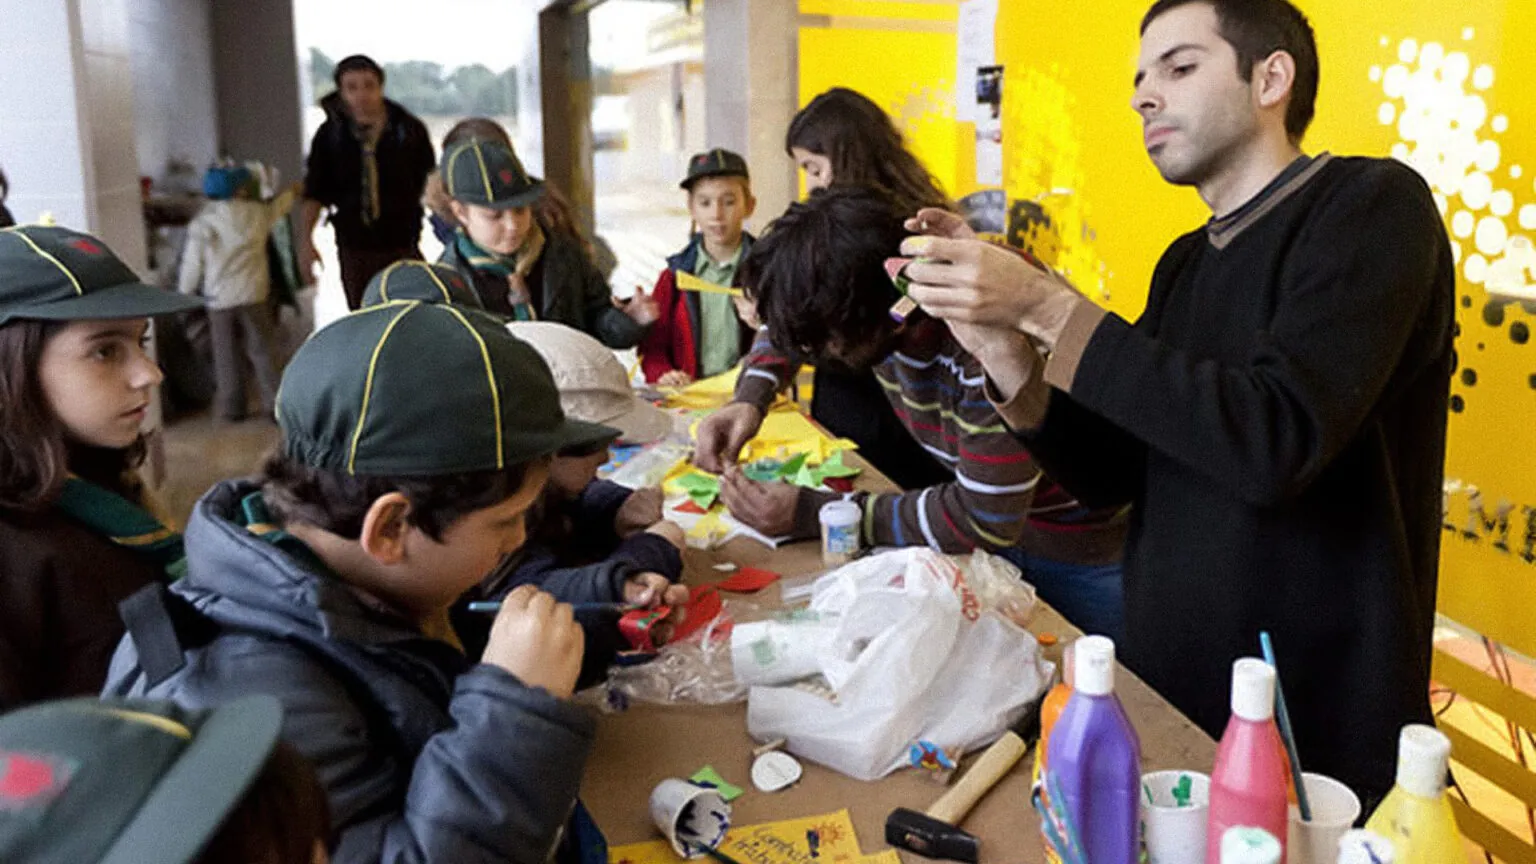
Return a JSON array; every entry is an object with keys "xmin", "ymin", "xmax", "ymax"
[{"xmin": 744, "ymin": 548, "xmax": 1052, "ymax": 781}]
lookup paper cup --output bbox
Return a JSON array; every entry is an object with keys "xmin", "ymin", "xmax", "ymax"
[
  {"xmin": 1286, "ymin": 773, "xmax": 1361, "ymax": 864},
  {"xmin": 730, "ymin": 618, "xmax": 832, "ymax": 686},
  {"xmin": 1139, "ymin": 770, "xmax": 1210, "ymax": 864},
  {"xmin": 649, "ymin": 778, "xmax": 732, "ymax": 858}
]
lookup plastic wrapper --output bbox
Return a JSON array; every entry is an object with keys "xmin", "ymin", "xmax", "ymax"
[{"xmin": 604, "ymin": 599, "xmax": 758, "ymax": 706}]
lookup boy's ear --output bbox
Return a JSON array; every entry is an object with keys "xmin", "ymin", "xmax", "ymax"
[
  {"xmin": 743, "ymin": 188, "xmax": 758, "ymax": 220},
  {"xmin": 358, "ymin": 492, "xmax": 412, "ymax": 566},
  {"xmin": 448, "ymin": 198, "xmax": 471, "ymax": 226}
]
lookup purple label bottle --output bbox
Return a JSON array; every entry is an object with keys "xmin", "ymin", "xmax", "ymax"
[{"xmin": 1044, "ymin": 635, "xmax": 1143, "ymax": 864}]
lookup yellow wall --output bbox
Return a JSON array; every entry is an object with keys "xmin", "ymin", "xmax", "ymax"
[{"xmin": 799, "ymin": 0, "xmax": 1536, "ymax": 656}]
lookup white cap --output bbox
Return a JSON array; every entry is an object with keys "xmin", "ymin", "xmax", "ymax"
[
  {"xmin": 1219, "ymin": 826, "xmax": 1281, "ymax": 864},
  {"xmin": 1230, "ymin": 658, "xmax": 1277, "ymax": 722},
  {"xmin": 1395, "ymin": 723, "xmax": 1452, "ymax": 799},
  {"xmin": 1074, "ymin": 635, "xmax": 1116, "ymax": 696},
  {"xmin": 1337, "ymin": 829, "xmax": 1396, "ymax": 864},
  {"xmin": 506, "ymin": 322, "xmax": 679, "ymax": 444}
]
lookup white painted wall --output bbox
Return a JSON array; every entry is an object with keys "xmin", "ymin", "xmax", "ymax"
[{"xmin": 129, "ymin": 0, "xmax": 219, "ymax": 190}]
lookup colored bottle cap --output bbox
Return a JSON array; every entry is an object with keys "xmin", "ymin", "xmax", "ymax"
[
  {"xmin": 1337, "ymin": 829, "xmax": 1396, "ymax": 863},
  {"xmin": 1074, "ymin": 635, "xmax": 1116, "ymax": 696},
  {"xmin": 1230, "ymin": 658, "xmax": 1276, "ymax": 722},
  {"xmin": 1219, "ymin": 826, "xmax": 1281, "ymax": 864},
  {"xmin": 1396, "ymin": 723, "xmax": 1452, "ymax": 799}
]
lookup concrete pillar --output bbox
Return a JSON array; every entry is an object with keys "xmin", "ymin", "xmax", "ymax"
[
  {"xmin": 0, "ymin": 0, "xmax": 148, "ymax": 271},
  {"xmin": 210, "ymin": 0, "xmax": 305, "ymax": 187},
  {"xmin": 704, "ymin": 0, "xmax": 799, "ymax": 227}
]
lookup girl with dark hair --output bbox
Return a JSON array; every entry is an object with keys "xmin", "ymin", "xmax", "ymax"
[
  {"xmin": 0, "ymin": 225, "xmax": 201, "ymax": 708},
  {"xmin": 785, "ymin": 86, "xmax": 954, "ymax": 214}
]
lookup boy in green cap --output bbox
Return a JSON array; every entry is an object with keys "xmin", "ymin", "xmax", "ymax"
[
  {"xmin": 105, "ymin": 300, "xmax": 619, "ymax": 863},
  {"xmin": 436, "ymin": 138, "xmax": 656, "ymax": 347}
]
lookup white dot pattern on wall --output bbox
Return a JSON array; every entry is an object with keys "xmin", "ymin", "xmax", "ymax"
[{"xmin": 1377, "ymin": 30, "xmax": 1532, "ymax": 300}]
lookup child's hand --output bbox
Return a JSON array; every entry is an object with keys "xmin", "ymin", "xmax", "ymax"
[
  {"xmin": 644, "ymin": 519, "xmax": 686, "ymax": 550},
  {"xmin": 732, "ymin": 295, "xmax": 760, "ymax": 329},
  {"xmin": 657, "ymin": 370, "xmax": 693, "ymax": 388},
  {"xmin": 481, "ymin": 585, "xmax": 585, "ymax": 699},
  {"xmin": 614, "ymin": 487, "xmax": 664, "ymax": 538},
  {"xmin": 624, "ymin": 572, "xmax": 689, "ymax": 608},
  {"xmin": 617, "ymin": 288, "xmax": 660, "ymax": 327}
]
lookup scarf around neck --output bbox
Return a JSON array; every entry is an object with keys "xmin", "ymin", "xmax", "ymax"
[{"xmin": 454, "ymin": 222, "xmax": 547, "ymax": 320}]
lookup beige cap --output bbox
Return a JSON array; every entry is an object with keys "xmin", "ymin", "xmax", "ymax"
[{"xmin": 506, "ymin": 321, "xmax": 678, "ymax": 444}]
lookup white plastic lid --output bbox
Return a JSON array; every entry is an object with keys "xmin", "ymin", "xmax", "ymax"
[
  {"xmin": 1074, "ymin": 635, "xmax": 1116, "ymax": 696},
  {"xmin": 1219, "ymin": 826, "xmax": 1281, "ymax": 864},
  {"xmin": 1396, "ymin": 723, "xmax": 1452, "ymax": 799},
  {"xmin": 818, "ymin": 500, "xmax": 860, "ymax": 526},
  {"xmin": 1230, "ymin": 658, "xmax": 1277, "ymax": 722},
  {"xmin": 1337, "ymin": 829, "xmax": 1396, "ymax": 864}
]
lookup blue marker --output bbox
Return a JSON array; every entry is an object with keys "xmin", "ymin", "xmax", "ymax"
[{"xmin": 466, "ymin": 600, "xmax": 639, "ymax": 614}]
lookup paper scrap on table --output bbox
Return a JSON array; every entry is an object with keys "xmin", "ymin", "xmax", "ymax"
[
  {"xmin": 609, "ymin": 809, "xmax": 865, "ymax": 864},
  {"xmin": 688, "ymin": 765, "xmax": 744, "ymax": 802},
  {"xmin": 716, "ymin": 566, "xmax": 781, "ymax": 593}
]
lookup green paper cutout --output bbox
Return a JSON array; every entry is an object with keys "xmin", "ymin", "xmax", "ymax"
[
  {"xmin": 779, "ymin": 452, "xmax": 810, "ymax": 476},
  {"xmin": 690, "ymin": 765, "xmax": 744, "ymax": 802},
  {"xmin": 816, "ymin": 450, "xmax": 860, "ymax": 479},
  {"xmin": 742, "ymin": 461, "xmax": 781, "ymax": 482},
  {"xmin": 792, "ymin": 463, "xmax": 819, "ymax": 488},
  {"xmin": 676, "ymin": 473, "xmax": 721, "ymax": 509},
  {"xmin": 1172, "ymin": 774, "xmax": 1193, "ymax": 808}
]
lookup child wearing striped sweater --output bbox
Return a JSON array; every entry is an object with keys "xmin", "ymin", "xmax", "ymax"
[{"xmin": 708, "ymin": 186, "xmax": 1128, "ymax": 637}]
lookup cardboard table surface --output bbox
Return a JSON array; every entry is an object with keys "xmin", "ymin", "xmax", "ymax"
[{"xmin": 582, "ymin": 453, "xmax": 1215, "ymax": 863}]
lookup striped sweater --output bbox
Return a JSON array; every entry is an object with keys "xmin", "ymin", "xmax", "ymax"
[{"xmin": 736, "ymin": 320, "xmax": 1126, "ymax": 562}]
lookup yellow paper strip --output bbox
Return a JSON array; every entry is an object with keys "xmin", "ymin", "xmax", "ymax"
[
  {"xmin": 676, "ymin": 270, "xmax": 743, "ymax": 297},
  {"xmin": 609, "ymin": 809, "xmax": 863, "ymax": 864}
]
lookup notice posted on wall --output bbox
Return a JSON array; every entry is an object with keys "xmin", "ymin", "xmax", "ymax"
[
  {"xmin": 975, "ymin": 64, "xmax": 1004, "ymax": 186},
  {"xmin": 956, "ymin": 0, "xmax": 998, "ymax": 123}
]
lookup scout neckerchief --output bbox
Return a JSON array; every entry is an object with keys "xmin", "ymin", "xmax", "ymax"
[
  {"xmin": 350, "ymin": 114, "xmax": 385, "ymax": 227},
  {"xmin": 453, "ymin": 223, "xmax": 546, "ymax": 321},
  {"xmin": 54, "ymin": 475, "xmax": 185, "ymax": 578}
]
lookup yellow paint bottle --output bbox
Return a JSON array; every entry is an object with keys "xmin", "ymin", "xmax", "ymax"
[{"xmin": 1363, "ymin": 725, "xmax": 1464, "ymax": 863}]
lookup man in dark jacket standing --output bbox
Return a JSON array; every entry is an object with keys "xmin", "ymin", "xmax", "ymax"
[
  {"xmin": 899, "ymin": 0, "xmax": 1454, "ymax": 808},
  {"xmin": 299, "ymin": 54, "xmax": 435, "ymax": 310}
]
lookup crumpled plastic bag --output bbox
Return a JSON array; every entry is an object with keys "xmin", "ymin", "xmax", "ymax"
[{"xmin": 743, "ymin": 548, "xmax": 1052, "ymax": 781}]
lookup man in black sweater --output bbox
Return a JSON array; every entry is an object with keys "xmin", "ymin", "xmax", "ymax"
[
  {"xmin": 900, "ymin": 0, "xmax": 1454, "ymax": 806},
  {"xmin": 298, "ymin": 55, "xmax": 436, "ymax": 310}
]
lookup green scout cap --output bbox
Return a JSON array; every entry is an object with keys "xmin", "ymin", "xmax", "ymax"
[
  {"xmin": 278, "ymin": 301, "xmax": 618, "ymax": 476},
  {"xmin": 361, "ymin": 259, "xmax": 485, "ymax": 310},
  {"xmin": 0, "ymin": 225, "xmax": 202, "ymax": 326},
  {"xmin": 681, "ymin": 148, "xmax": 750, "ymax": 190},
  {"xmin": 441, "ymin": 139, "xmax": 545, "ymax": 210},
  {"xmin": 0, "ymin": 695, "xmax": 284, "ymax": 864}
]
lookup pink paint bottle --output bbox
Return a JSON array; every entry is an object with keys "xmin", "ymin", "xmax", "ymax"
[{"xmin": 1208, "ymin": 658, "xmax": 1290, "ymax": 863}]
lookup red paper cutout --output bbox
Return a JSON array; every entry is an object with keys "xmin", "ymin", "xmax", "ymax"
[
  {"xmin": 619, "ymin": 606, "xmax": 672, "ymax": 652},
  {"xmin": 674, "ymin": 500, "xmax": 708, "ymax": 515},
  {"xmin": 716, "ymin": 566, "xmax": 781, "ymax": 593},
  {"xmin": 672, "ymin": 585, "xmax": 728, "ymax": 642},
  {"xmin": 825, "ymin": 476, "xmax": 856, "ymax": 493}
]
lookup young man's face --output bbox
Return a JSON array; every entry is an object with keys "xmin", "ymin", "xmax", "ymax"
[
  {"xmin": 38, "ymin": 318, "xmax": 162, "ymax": 450},
  {"xmin": 456, "ymin": 203, "xmax": 535, "ymax": 257},
  {"xmin": 1133, "ymin": 2, "xmax": 1261, "ymax": 187},
  {"xmin": 399, "ymin": 460, "xmax": 549, "ymax": 610},
  {"xmin": 790, "ymin": 147, "xmax": 833, "ymax": 192},
  {"xmin": 339, "ymin": 69, "xmax": 385, "ymax": 122},
  {"xmin": 688, "ymin": 177, "xmax": 755, "ymax": 253}
]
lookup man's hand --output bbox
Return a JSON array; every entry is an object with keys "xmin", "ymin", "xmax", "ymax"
[
  {"xmin": 645, "ymin": 519, "xmax": 686, "ymax": 550},
  {"xmin": 617, "ymin": 288, "xmax": 661, "ymax": 328},
  {"xmin": 623, "ymin": 572, "xmax": 690, "ymax": 608},
  {"xmin": 899, "ymin": 236, "xmax": 1082, "ymax": 350},
  {"xmin": 719, "ymin": 469, "xmax": 802, "ymax": 537},
  {"xmin": 657, "ymin": 370, "xmax": 693, "ymax": 388},
  {"xmin": 693, "ymin": 402, "xmax": 764, "ymax": 473},
  {"xmin": 614, "ymin": 487, "xmax": 664, "ymax": 538},
  {"xmin": 903, "ymin": 207, "xmax": 977, "ymax": 241},
  {"xmin": 480, "ymin": 585, "xmax": 585, "ymax": 699}
]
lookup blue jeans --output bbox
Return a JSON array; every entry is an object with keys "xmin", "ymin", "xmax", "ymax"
[{"xmin": 998, "ymin": 548, "xmax": 1125, "ymax": 643}]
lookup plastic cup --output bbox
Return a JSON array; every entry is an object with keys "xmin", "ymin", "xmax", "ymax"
[
  {"xmin": 730, "ymin": 618, "xmax": 835, "ymax": 686},
  {"xmin": 1286, "ymin": 773, "xmax": 1361, "ymax": 864},
  {"xmin": 1139, "ymin": 770, "xmax": 1210, "ymax": 864},
  {"xmin": 819, "ymin": 500, "xmax": 861, "ymax": 566},
  {"xmin": 649, "ymin": 778, "xmax": 732, "ymax": 858}
]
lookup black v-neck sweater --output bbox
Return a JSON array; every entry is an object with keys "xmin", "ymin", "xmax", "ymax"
[{"xmin": 1021, "ymin": 154, "xmax": 1456, "ymax": 801}]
